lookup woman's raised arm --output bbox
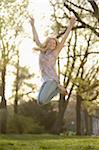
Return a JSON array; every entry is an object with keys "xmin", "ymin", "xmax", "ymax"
[
  {"xmin": 29, "ymin": 16, "xmax": 43, "ymax": 48},
  {"xmin": 56, "ymin": 16, "xmax": 77, "ymax": 55}
]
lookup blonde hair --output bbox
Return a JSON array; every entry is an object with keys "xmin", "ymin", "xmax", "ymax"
[{"xmin": 33, "ymin": 37, "xmax": 60, "ymax": 52}]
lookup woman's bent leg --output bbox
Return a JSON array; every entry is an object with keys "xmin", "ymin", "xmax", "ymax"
[{"xmin": 38, "ymin": 80, "xmax": 59, "ymax": 105}]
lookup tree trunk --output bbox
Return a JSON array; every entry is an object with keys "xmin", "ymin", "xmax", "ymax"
[
  {"xmin": 76, "ymin": 94, "xmax": 82, "ymax": 135},
  {"xmin": 89, "ymin": 115, "xmax": 93, "ymax": 135},
  {"xmin": 0, "ymin": 67, "xmax": 7, "ymax": 134},
  {"xmin": 14, "ymin": 97, "xmax": 18, "ymax": 114},
  {"xmin": 14, "ymin": 51, "xmax": 19, "ymax": 114},
  {"xmin": 84, "ymin": 109, "xmax": 93, "ymax": 135},
  {"xmin": 84, "ymin": 109, "xmax": 89, "ymax": 135},
  {"xmin": 0, "ymin": 108, "xmax": 7, "ymax": 134},
  {"xmin": 14, "ymin": 78, "xmax": 19, "ymax": 114},
  {"xmin": 51, "ymin": 94, "xmax": 68, "ymax": 134}
]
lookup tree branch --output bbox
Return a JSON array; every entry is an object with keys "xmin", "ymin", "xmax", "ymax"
[
  {"xmin": 64, "ymin": 2, "xmax": 99, "ymax": 37},
  {"xmin": 66, "ymin": 0, "xmax": 93, "ymax": 13}
]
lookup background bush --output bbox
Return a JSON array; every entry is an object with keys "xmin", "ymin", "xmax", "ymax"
[{"xmin": 7, "ymin": 114, "xmax": 44, "ymax": 134}]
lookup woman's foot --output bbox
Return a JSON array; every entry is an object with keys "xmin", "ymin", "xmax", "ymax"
[{"xmin": 58, "ymin": 84, "xmax": 68, "ymax": 95}]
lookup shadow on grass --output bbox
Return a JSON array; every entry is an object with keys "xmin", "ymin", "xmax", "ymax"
[{"xmin": 0, "ymin": 134, "xmax": 99, "ymax": 141}]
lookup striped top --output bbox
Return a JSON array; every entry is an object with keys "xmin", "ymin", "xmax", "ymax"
[{"xmin": 39, "ymin": 49, "xmax": 59, "ymax": 83}]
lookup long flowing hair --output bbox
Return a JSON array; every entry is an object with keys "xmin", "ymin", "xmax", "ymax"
[{"xmin": 33, "ymin": 37, "xmax": 60, "ymax": 52}]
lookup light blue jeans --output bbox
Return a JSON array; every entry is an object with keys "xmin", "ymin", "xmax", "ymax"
[{"xmin": 38, "ymin": 80, "xmax": 59, "ymax": 105}]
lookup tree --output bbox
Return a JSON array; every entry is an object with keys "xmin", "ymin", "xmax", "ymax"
[
  {"xmin": 50, "ymin": 0, "xmax": 99, "ymax": 134},
  {"xmin": 12, "ymin": 59, "xmax": 36, "ymax": 114},
  {"xmin": 0, "ymin": 0, "xmax": 28, "ymax": 133}
]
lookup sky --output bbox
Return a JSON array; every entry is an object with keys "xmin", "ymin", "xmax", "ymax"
[{"xmin": 19, "ymin": 0, "xmax": 52, "ymax": 70}]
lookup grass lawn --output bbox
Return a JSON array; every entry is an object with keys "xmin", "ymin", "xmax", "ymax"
[{"xmin": 0, "ymin": 134, "xmax": 99, "ymax": 150}]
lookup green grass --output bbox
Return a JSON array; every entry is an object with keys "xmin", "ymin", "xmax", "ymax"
[{"xmin": 0, "ymin": 134, "xmax": 99, "ymax": 150}]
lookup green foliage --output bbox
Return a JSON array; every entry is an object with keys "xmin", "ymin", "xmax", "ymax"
[
  {"xmin": 9, "ymin": 63, "xmax": 36, "ymax": 104},
  {"xmin": 72, "ymin": 76, "xmax": 99, "ymax": 114},
  {"xmin": 0, "ymin": 0, "xmax": 29, "ymax": 68},
  {"xmin": 7, "ymin": 114, "xmax": 44, "ymax": 134},
  {"xmin": 0, "ymin": 109, "xmax": 7, "ymax": 133},
  {"xmin": 0, "ymin": 0, "xmax": 28, "ymax": 38},
  {"xmin": 0, "ymin": 0, "xmax": 16, "ymax": 3},
  {"xmin": 6, "ymin": 100, "xmax": 58, "ymax": 134},
  {"xmin": 18, "ymin": 100, "xmax": 58, "ymax": 132},
  {"xmin": 0, "ymin": 0, "xmax": 29, "ymax": 101},
  {"xmin": 13, "ymin": 66, "xmax": 35, "ymax": 89}
]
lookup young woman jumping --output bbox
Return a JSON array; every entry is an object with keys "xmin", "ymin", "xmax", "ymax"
[{"xmin": 30, "ymin": 15, "xmax": 76, "ymax": 105}]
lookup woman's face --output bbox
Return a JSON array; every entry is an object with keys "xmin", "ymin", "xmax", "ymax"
[{"xmin": 47, "ymin": 38, "xmax": 57, "ymax": 50}]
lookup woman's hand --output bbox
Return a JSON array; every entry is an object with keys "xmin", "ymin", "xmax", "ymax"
[{"xmin": 69, "ymin": 16, "xmax": 77, "ymax": 26}]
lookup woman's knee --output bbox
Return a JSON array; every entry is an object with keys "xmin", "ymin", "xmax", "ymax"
[
  {"xmin": 37, "ymin": 94, "xmax": 48, "ymax": 105},
  {"xmin": 37, "ymin": 80, "xmax": 59, "ymax": 105}
]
